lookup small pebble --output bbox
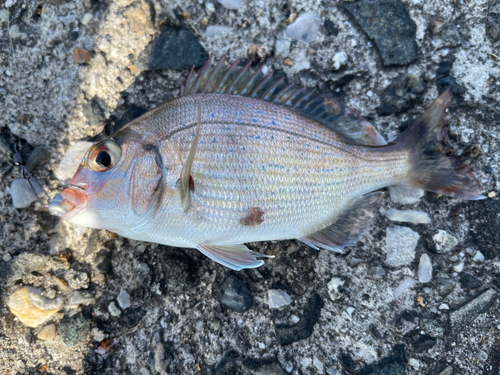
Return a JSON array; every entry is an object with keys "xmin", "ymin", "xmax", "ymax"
[
  {"xmin": 7, "ymin": 287, "xmax": 61, "ymax": 328},
  {"xmin": 488, "ymin": 191, "xmax": 496, "ymax": 198},
  {"xmin": 217, "ymin": 0, "xmax": 241, "ymax": 9},
  {"xmin": 453, "ymin": 260, "xmax": 464, "ymax": 273},
  {"xmin": 385, "ymin": 226, "xmax": 419, "ymax": 267},
  {"xmin": 37, "ymin": 324, "xmax": 56, "ymax": 340},
  {"xmin": 117, "ymin": 289, "xmax": 131, "ymax": 309},
  {"xmin": 268, "ymin": 289, "xmax": 292, "ymax": 309},
  {"xmin": 417, "ymin": 254, "xmax": 433, "ymax": 283},
  {"xmin": 72, "ymin": 48, "xmax": 92, "ymax": 64},
  {"xmin": 327, "ymin": 277, "xmax": 344, "ymax": 301},
  {"xmin": 393, "ymin": 278, "xmax": 417, "ymax": 298},
  {"xmin": 332, "ymin": 51, "xmax": 347, "ymax": 70},
  {"xmin": 438, "ymin": 303, "xmax": 449, "ymax": 310},
  {"xmin": 258, "ymin": 342, "xmax": 265, "ymax": 349},
  {"xmin": 201, "ymin": 17, "xmax": 209, "ymax": 26},
  {"xmin": 472, "ymin": 251, "xmax": 484, "ymax": 262},
  {"xmin": 205, "ymin": 2, "xmax": 215, "ymax": 13},
  {"xmin": 433, "ymin": 230, "xmax": 459, "ymax": 253},
  {"xmin": 384, "ymin": 208, "xmax": 431, "ymax": 224},
  {"xmin": 206, "ymin": 25, "xmax": 231, "ymax": 37},
  {"xmin": 108, "ymin": 302, "xmax": 121, "ymax": 316},
  {"xmin": 313, "ymin": 356, "xmax": 324, "ymax": 373},
  {"xmin": 274, "ymin": 39, "xmax": 291, "ymax": 58},
  {"xmin": 181, "ymin": 10, "xmax": 192, "ymax": 18},
  {"xmin": 369, "ymin": 266, "xmax": 386, "ymax": 278},
  {"xmin": 284, "ymin": 58, "xmax": 294, "ymax": 66},
  {"xmin": 81, "ymin": 13, "xmax": 93, "ymax": 25},
  {"xmin": 60, "ymin": 14, "xmax": 77, "ymax": 26},
  {"xmin": 286, "ymin": 12, "xmax": 322, "ymax": 42}
]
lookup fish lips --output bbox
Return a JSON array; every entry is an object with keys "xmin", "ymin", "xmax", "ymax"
[{"xmin": 61, "ymin": 187, "xmax": 88, "ymax": 221}]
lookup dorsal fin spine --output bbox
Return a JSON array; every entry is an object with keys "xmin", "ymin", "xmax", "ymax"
[
  {"xmin": 226, "ymin": 61, "xmax": 251, "ymax": 94},
  {"xmin": 250, "ymin": 71, "xmax": 274, "ymax": 97},
  {"xmin": 263, "ymin": 77, "xmax": 285, "ymax": 101},
  {"xmin": 200, "ymin": 54, "xmax": 227, "ymax": 93},
  {"xmin": 239, "ymin": 66, "xmax": 263, "ymax": 95},
  {"xmin": 214, "ymin": 58, "xmax": 240, "ymax": 93}
]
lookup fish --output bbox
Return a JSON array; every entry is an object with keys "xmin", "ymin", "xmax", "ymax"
[{"xmin": 49, "ymin": 55, "xmax": 484, "ymax": 270}]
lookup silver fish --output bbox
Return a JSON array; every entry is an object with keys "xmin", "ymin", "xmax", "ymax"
[{"xmin": 50, "ymin": 56, "xmax": 484, "ymax": 270}]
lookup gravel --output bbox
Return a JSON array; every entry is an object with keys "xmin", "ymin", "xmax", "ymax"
[{"xmin": 1, "ymin": 0, "xmax": 500, "ymax": 373}]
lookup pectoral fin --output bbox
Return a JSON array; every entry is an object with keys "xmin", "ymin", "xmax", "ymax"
[
  {"xmin": 197, "ymin": 243, "xmax": 274, "ymax": 270},
  {"xmin": 299, "ymin": 192, "xmax": 383, "ymax": 252},
  {"xmin": 178, "ymin": 102, "xmax": 202, "ymax": 212}
]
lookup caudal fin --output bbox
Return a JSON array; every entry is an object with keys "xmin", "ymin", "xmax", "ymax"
[{"xmin": 394, "ymin": 89, "xmax": 484, "ymax": 200}]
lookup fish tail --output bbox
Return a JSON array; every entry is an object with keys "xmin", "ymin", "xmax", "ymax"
[{"xmin": 395, "ymin": 88, "xmax": 484, "ymax": 200}]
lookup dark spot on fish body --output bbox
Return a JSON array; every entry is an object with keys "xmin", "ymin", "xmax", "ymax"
[{"xmin": 240, "ymin": 207, "xmax": 265, "ymax": 226}]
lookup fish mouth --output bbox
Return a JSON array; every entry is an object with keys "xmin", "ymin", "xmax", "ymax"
[{"xmin": 58, "ymin": 187, "xmax": 88, "ymax": 221}]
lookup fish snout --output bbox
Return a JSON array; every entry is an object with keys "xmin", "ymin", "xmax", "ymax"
[{"xmin": 48, "ymin": 188, "xmax": 87, "ymax": 220}]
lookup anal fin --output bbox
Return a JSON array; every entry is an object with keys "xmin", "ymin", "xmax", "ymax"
[
  {"xmin": 299, "ymin": 192, "xmax": 383, "ymax": 252},
  {"xmin": 197, "ymin": 243, "xmax": 274, "ymax": 270}
]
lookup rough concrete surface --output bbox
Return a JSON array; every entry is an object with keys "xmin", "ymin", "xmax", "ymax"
[{"xmin": 1, "ymin": 0, "xmax": 500, "ymax": 374}]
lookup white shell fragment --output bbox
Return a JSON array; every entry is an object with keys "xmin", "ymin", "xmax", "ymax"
[
  {"xmin": 286, "ymin": 12, "xmax": 322, "ymax": 42},
  {"xmin": 332, "ymin": 51, "xmax": 348, "ymax": 70},
  {"xmin": 384, "ymin": 208, "xmax": 431, "ymax": 224},
  {"xmin": 433, "ymin": 230, "xmax": 459, "ymax": 253},
  {"xmin": 388, "ymin": 185, "xmax": 424, "ymax": 204},
  {"xmin": 268, "ymin": 289, "xmax": 292, "ymax": 309}
]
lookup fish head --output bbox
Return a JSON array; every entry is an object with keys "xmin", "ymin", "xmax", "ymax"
[{"xmin": 56, "ymin": 130, "xmax": 164, "ymax": 233}]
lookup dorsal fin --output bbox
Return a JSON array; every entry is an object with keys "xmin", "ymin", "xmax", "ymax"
[{"xmin": 180, "ymin": 54, "xmax": 386, "ymax": 146}]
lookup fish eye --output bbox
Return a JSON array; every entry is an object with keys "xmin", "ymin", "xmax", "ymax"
[{"xmin": 86, "ymin": 140, "xmax": 122, "ymax": 172}]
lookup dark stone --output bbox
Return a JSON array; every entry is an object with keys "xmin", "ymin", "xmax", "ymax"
[
  {"xmin": 115, "ymin": 307, "xmax": 146, "ymax": 335},
  {"xmin": 459, "ymin": 273, "xmax": 482, "ymax": 289},
  {"xmin": 412, "ymin": 334, "xmax": 436, "ymax": 353},
  {"xmin": 274, "ymin": 293, "xmax": 324, "ymax": 346},
  {"xmin": 83, "ymin": 97, "xmax": 106, "ymax": 127},
  {"xmin": 436, "ymin": 277, "xmax": 456, "ymax": 297},
  {"xmin": 377, "ymin": 74, "xmax": 426, "ymax": 116},
  {"xmin": 437, "ymin": 75, "xmax": 465, "ymax": 95},
  {"xmin": 113, "ymin": 105, "xmax": 148, "ymax": 132},
  {"xmin": 212, "ymin": 351, "xmax": 240, "ymax": 375},
  {"xmin": 449, "ymin": 288, "xmax": 498, "ymax": 332},
  {"xmin": 323, "ymin": 19, "xmax": 339, "ymax": 36},
  {"xmin": 242, "ymin": 358, "xmax": 285, "ymax": 375},
  {"xmin": 95, "ymin": 249, "xmax": 112, "ymax": 274},
  {"xmin": 467, "ymin": 199, "xmax": 500, "ymax": 259},
  {"xmin": 219, "ymin": 275, "xmax": 253, "ymax": 313},
  {"xmin": 487, "ymin": 0, "xmax": 500, "ymax": 41},
  {"xmin": 150, "ymin": 246, "xmax": 198, "ymax": 295},
  {"xmin": 135, "ymin": 27, "xmax": 209, "ymax": 71},
  {"xmin": 436, "ymin": 58, "xmax": 464, "ymax": 95},
  {"xmin": 58, "ymin": 312, "xmax": 90, "ymax": 346},
  {"xmin": 344, "ymin": 1, "xmax": 418, "ymax": 66},
  {"xmin": 133, "ymin": 260, "xmax": 152, "ymax": 288},
  {"xmin": 355, "ymin": 344, "xmax": 406, "ymax": 375},
  {"xmin": 24, "ymin": 145, "xmax": 51, "ymax": 172},
  {"xmin": 339, "ymin": 351, "xmax": 357, "ymax": 372}
]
